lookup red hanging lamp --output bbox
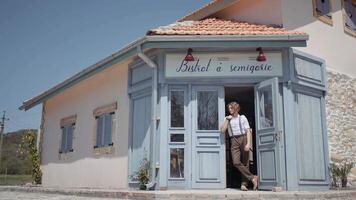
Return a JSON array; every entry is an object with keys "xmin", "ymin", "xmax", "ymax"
[
  {"xmin": 256, "ymin": 47, "xmax": 266, "ymax": 62},
  {"xmin": 184, "ymin": 48, "xmax": 194, "ymax": 62}
]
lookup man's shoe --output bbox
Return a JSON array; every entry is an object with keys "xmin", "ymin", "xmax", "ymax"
[
  {"xmin": 252, "ymin": 176, "xmax": 258, "ymax": 191},
  {"xmin": 240, "ymin": 185, "xmax": 248, "ymax": 191}
]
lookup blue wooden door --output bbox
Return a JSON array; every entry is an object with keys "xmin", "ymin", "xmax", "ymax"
[
  {"xmin": 129, "ymin": 92, "xmax": 152, "ymax": 183},
  {"xmin": 191, "ymin": 86, "xmax": 225, "ymax": 189},
  {"xmin": 254, "ymin": 77, "xmax": 283, "ymax": 190}
]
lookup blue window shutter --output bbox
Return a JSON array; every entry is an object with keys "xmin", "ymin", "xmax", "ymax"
[
  {"xmin": 316, "ymin": 0, "xmax": 324, "ymax": 14},
  {"xmin": 345, "ymin": 0, "xmax": 356, "ymax": 30},
  {"xmin": 67, "ymin": 125, "xmax": 73, "ymax": 151},
  {"xmin": 316, "ymin": 0, "xmax": 330, "ymax": 16},
  {"xmin": 104, "ymin": 113, "xmax": 113, "ymax": 146},
  {"xmin": 61, "ymin": 127, "xmax": 67, "ymax": 153},
  {"xmin": 96, "ymin": 116, "xmax": 104, "ymax": 147},
  {"xmin": 353, "ymin": 4, "xmax": 356, "ymax": 29},
  {"xmin": 323, "ymin": 1, "xmax": 330, "ymax": 16}
]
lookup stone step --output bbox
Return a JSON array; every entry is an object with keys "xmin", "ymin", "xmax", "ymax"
[{"xmin": 0, "ymin": 186, "xmax": 355, "ymax": 200}]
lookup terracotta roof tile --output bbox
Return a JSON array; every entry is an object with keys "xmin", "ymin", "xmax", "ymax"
[{"xmin": 147, "ymin": 18, "xmax": 306, "ymax": 36}]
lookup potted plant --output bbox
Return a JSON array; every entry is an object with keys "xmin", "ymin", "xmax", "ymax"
[
  {"xmin": 338, "ymin": 162, "xmax": 353, "ymax": 187},
  {"xmin": 330, "ymin": 163, "xmax": 339, "ymax": 188},
  {"xmin": 131, "ymin": 158, "xmax": 150, "ymax": 190},
  {"xmin": 330, "ymin": 161, "xmax": 354, "ymax": 188}
]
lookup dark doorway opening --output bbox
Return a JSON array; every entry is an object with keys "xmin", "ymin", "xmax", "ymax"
[{"xmin": 224, "ymin": 87, "xmax": 257, "ymax": 189}]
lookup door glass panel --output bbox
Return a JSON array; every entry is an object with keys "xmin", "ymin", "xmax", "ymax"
[
  {"xmin": 170, "ymin": 134, "xmax": 184, "ymax": 143},
  {"xmin": 170, "ymin": 148, "xmax": 184, "ymax": 178},
  {"xmin": 197, "ymin": 91, "xmax": 218, "ymax": 130},
  {"xmin": 258, "ymin": 86, "xmax": 274, "ymax": 129},
  {"xmin": 170, "ymin": 91, "xmax": 184, "ymax": 127}
]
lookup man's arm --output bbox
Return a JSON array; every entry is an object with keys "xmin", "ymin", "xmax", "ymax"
[
  {"xmin": 220, "ymin": 117, "xmax": 229, "ymax": 134},
  {"xmin": 244, "ymin": 128, "xmax": 252, "ymax": 151}
]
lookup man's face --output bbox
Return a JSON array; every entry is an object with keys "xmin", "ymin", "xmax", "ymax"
[{"xmin": 228, "ymin": 105, "xmax": 236, "ymax": 115}]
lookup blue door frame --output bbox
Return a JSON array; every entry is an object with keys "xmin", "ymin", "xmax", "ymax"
[
  {"xmin": 162, "ymin": 83, "xmax": 284, "ymax": 189},
  {"xmin": 155, "ymin": 48, "xmax": 329, "ymax": 190}
]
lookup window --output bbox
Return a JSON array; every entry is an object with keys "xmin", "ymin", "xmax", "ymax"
[
  {"xmin": 342, "ymin": 0, "xmax": 356, "ymax": 37},
  {"xmin": 93, "ymin": 102, "xmax": 117, "ymax": 154},
  {"xmin": 59, "ymin": 115, "xmax": 76, "ymax": 154},
  {"xmin": 197, "ymin": 91, "xmax": 218, "ymax": 130},
  {"xmin": 258, "ymin": 86, "xmax": 274, "ymax": 129},
  {"xmin": 170, "ymin": 90, "xmax": 185, "ymax": 128},
  {"xmin": 313, "ymin": 0, "xmax": 333, "ymax": 25},
  {"xmin": 168, "ymin": 87, "xmax": 186, "ymax": 183},
  {"xmin": 60, "ymin": 124, "xmax": 74, "ymax": 153},
  {"xmin": 95, "ymin": 112, "xmax": 114, "ymax": 148},
  {"xmin": 169, "ymin": 148, "xmax": 184, "ymax": 178}
]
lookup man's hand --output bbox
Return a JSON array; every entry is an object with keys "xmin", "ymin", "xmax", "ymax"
[
  {"xmin": 244, "ymin": 144, "xmax": 251, "ymax": 152},
  {"xmin": 225, "ymin": 115, "xmax": 232, "ymax": 120}
]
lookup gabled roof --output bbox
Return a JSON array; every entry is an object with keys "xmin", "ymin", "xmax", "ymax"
[
  {"xmin": 20, "ymin": 1, "xmax": 308, "ymax": 111},
  {"xmin": 20, "ymin": 33, "xmax": 308, "ymax": 111},
  {"xmin": 148, "ymin": 18, "xmax": 306, "ymax": 36}
]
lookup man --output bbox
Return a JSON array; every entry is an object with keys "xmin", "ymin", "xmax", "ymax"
[{"xmin": 220, "ymin": 102, "xmax": 258, "ymax": 191}]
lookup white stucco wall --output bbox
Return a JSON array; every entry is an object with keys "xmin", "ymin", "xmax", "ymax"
[
  {"xmin": 212, "ymin": 0, "xmax": 355, "ymax": 77},
  {"xmin": 213, "ymin": 0, "xmax": 283, "ymax": 26},
  {"xmin": 281, "ymin": 0, "xmax": 356, "ymax": 77},
  {"xmin": 41, "ymin": 60, "xmax": 130, "ymax": 189}
]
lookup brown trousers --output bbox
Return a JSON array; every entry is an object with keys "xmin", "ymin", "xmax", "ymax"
[{"xmin": 230, "ymin": 134, "xmax": 254, "ymax": 186}]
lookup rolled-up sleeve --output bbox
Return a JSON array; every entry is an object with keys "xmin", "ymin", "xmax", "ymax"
[{"xmin": 242, "ymin": 115, "xmax": 250, "ymax": 132}]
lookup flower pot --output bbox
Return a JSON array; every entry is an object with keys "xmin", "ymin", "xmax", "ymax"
[
  {"xmin": 341, "ymin": 178, "xmax": 348, "ymax": 187},
  {"xmin": 139, "ymin": 185, "xmax": 146, "ymax": 190}
]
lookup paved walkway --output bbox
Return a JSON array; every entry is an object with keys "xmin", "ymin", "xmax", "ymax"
[
  {"xmin": 0, "ymin": 186, "xmax": 355, "ymax": 200},
  {"xmin": 0, "ymin": 191, "xmax": 118, "ymax": 200}
]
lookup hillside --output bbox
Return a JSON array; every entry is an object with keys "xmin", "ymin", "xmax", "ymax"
[{"xmin": 0, "ymin": 129, "xmax": 37, "ymax": 174}]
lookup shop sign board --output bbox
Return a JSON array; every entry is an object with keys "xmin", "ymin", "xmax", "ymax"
[{"xmin": 165, "ymin": 52, "xmax": 283, "ymax": 78}]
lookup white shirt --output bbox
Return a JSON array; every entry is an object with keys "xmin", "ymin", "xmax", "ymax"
[{"xmin": 230, "ymin": 115, "xmax": 250, "ymax": 136}]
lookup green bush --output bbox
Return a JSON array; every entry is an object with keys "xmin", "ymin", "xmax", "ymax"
[
  {"xmin": 131, "ymin": 158, "xmax": 150, "ymax": 190},
  {"xmin": 18, "ymin": 130, "xmax": 42, "ymax": 184},
  {"xmin": 330, "ymin": 161, "xmax": 354, "ymax": 188},
  {"xmin": 0, "ymin": 129, "xmax": 35, "ymax": 175}
]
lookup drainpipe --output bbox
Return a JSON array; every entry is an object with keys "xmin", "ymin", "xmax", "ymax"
[{"xmin": 137, "ymin": 45, "xmax": 158, "ymax": 190}]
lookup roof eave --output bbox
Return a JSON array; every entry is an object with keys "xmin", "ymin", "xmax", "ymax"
[
  {"xmin": 20, "ymin": 36, "xmax": 148, "ymax": 111},
  {"xmin": 20, "ymin": 34, "xmax": 308, "ymax": 111}
]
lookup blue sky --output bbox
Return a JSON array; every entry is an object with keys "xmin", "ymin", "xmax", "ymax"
[{"xmin": 0, "ymin": 0, "xmax": 210, "ymax": 133}]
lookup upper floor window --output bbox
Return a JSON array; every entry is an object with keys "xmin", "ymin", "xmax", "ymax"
[
  {"xmin": 313, "ymin": 0, "xmax": 333, "ymax": 25},
  {"xmin": 342, "ymin": 0, "xmax": 356, "ymax": 37},
  {"xmin": 59, "ymin": 115, "xmax": 76, "ymax": 154},
  {"xmin": 93, "ymin": 102, "xmax": 117, "ymax": 153}
]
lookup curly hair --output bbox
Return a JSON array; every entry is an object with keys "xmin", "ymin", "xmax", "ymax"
[{"xmin": 227, "ymin": 101, "xmax": 240, "ymax": 112}]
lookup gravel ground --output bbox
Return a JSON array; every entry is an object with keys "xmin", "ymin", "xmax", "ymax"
[{"xmin": 0, "ymin": 191, "xmax": 120, "ymax": 200}]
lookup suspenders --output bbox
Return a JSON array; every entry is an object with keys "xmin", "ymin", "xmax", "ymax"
[{"xmin": 227, "ymin": 115, "xmax": 244, "ymax": 137}]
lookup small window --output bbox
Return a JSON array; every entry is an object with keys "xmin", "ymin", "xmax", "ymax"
[
  {"xmin": 342, "ymin": 0, "xmax": 356, "ymax": 37},
  {"xmin": 197, "ymin": 91, "xmax": 219, "ymax": 130},
  {"xmin": 313, "ymin": 0, "xmax": 333, "ymax": 25},
  {"xmin": 170, "ymin": 90, "xmax": 185, "ymax": 128},
  {"xmin": 59, "ymin": 115, "xmax": 76, "ymax": 154},
  {"xmin": 170, "ymin": 148, "xmax": 184, "ymax": 178},
  {"xmin": 95, "ymin": 112, "xmax": 114, "ymax": 148},
  {"xmin": 170, "ymin": 133, "xmax": 184, "ymax": 143},
  {"xmin": 93, "ymin": 102, "xmax": 117, "ymax": 151},
  {"xmin": 60, "ymin": 124, "xmax": 74, "ymax": 153}
]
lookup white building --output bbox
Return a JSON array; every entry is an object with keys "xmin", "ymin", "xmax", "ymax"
[{"xmin": 20, "ymin": 0, "xmax": 356, "ymax": 191}]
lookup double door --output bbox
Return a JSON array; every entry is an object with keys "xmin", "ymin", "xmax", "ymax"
[
  {"xmin": 167, "ymin": 78, "xmax": 283, "ymax": 189},
  {"xmin": 167, "ymin": 86, "xmax": 225, "ymax": 188}
]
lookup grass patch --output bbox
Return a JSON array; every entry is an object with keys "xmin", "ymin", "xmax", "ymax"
[{"xmin": 0, "ymin": 174, "xmax": 32, "ymax": 185}]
